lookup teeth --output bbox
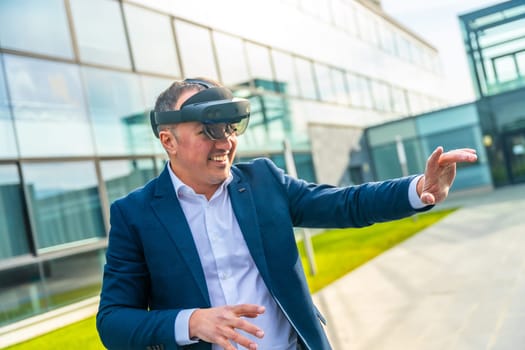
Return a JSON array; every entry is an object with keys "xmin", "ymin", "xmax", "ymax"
[{"xmin": 211, "ymin": 155, "xmax": 228, "ymax": 161}]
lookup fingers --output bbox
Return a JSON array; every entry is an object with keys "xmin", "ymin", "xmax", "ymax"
[
  {"xmin": 438, "ymin": 148, "xmax": 478, "ymax": 166},
  {"xmin": 189, "ymin": 305, "xmax": 265, "ymax": 350},
  {"xmin": 231, "ymin": 304, "xmax": 265, "ymax": 318}
]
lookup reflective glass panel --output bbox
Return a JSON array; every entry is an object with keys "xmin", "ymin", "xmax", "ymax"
[
  {"xmin": 70, "ymin": 0, "xmax": 131, "ymax": 69},
  {"xmin": 140, "ymin": 75, "xmax": 174, "ymax": 154},
  {"xmin": 238, "ymin": 95, "xmax": 288, "ymax": 153},
  {"xmin": 213, "ymin": 32, "xmax": 250, "ymax": 88},
  {"xmin": 0, "ymin": 55, "xmax": 18, "ymax": 157},
  {"xmin": 124, "ymin": 4, "xmax": 180, "ymax": 76},
  {"xmin": 101, "ymin": 159, "xmax": 155, "ymax": 204},
  {"xmin": 42, "ymin": 249, "xmax": 104, "ymax": 309},
  {"xmin": 4, "ymin": 55, "xmax": 94, "ymax": 157},
  {"xmin": 245, "ymin": 42, "xmax": 275, "ymax": 91},
  {"xmin": 0, "ymin": 0, "xmax": 73, "ymax": 59},
  {"xmin": 0, "ymin": 263, "xmax": 41, "ymax": 325},
  {"xmin": 371, "ymin": 81, "xmax": 392, "ymax": 112},
  {"xmin": 22, "ymin": 161, "xmax": 105, "ymax": 250},
  {"xmin": 0, "ymin": 165, "xmax": 30, "ymax": 259},
  {"xmin": 271, "ymin": 50, "xmax": 299, "ymax": 96},
  {"xmin": 314, "ymin": 63, "xmax": 336, "ymax": 103},
  {"xmin": 347, "ymin": 73, "xmax": 373, "ymax": 109},
  {"xmin": 175, "ymin": 20, "xmax": 217, "ymax": 79},
  {"xmin": 517, "ymin": 51, "xmax": 525, "ymax": 77},
  {"xmin": 332, "ymin": 68, "xmax": 349, "ymax": 105},
  {"xmin": 83, "ymin": 67, "xmax": 155, "ymax": 155},
  {"xmin": 494, "ymin": 55, "xmax": 518, "ymax": 82},
  {"xmin": 391, "ymin": 87, "xmax": 409, "ymax": 115},
  {"xmin": 295, "ymin": 57, "xmax": 318, "ymax": 99}
]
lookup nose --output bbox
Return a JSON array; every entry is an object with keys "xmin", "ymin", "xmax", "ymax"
[{"xmin": 214, "ymin": 134, "xmax": 235, "ymax": 150}]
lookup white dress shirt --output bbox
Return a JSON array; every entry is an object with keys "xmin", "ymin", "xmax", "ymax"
[{"xmin": 168, "ymin": 166, "xmax": 296, "ymax": 349}]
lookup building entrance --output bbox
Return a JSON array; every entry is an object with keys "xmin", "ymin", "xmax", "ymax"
[{"xmin": 503, "ymin": 129, "xmax": 525, "ymax": 183}]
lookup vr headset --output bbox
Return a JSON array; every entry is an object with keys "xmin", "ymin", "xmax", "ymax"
[{"xmin": 150, "ymin": 79, "xmax": 250, "ymax": 140}]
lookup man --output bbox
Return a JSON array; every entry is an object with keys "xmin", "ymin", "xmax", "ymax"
[{"xmin": 97, "ymin": 78, "xmax": 477, "ymax": 350}]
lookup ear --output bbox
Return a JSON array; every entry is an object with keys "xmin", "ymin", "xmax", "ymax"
[{"xmin": 159, "ymin": 129, "xmax": 178, "ymax": 156}]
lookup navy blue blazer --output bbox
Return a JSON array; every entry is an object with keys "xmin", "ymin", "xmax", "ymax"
[{"xmin": 97, "ymin": 158, "xmax": 423, "ymax": 350}]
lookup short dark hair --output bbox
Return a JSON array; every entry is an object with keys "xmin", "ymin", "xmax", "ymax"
[{"xmin": 154, "ymin": 77, "xmax": 222, "ymax": 112}]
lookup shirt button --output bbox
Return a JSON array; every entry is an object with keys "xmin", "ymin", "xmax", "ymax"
[{"xmin": 219, "ymin": 271, "xmax": 231, "ymax": 280}]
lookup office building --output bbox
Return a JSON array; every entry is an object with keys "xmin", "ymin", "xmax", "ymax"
[
  {"xmin": 365, "ymin": 0, "xmax": 525, "ymax": 189},
  {"xmin": 0, "ymin": 0, "xmax": 449, "ymax": 325}
]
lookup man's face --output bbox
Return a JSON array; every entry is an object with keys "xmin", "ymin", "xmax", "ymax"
[{"xmin": 160, "ymin": 89, "xmax": 238, "ymax": 197}]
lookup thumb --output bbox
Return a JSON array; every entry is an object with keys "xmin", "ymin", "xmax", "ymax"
[{"xmin": 420, "ymin": 191, "xmax": 435, "ymax": 205}]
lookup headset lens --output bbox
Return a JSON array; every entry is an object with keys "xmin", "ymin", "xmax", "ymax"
[{"xmin": 203, "ymin": 117, "xmax": 249, "ymax": 140}]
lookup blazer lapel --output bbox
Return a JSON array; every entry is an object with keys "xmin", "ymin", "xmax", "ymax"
[
  {"xmin": 150, "ymin": 167, "xmax": 210, "ymax": 305},
  {"xmin": 228, "ymin": 170, "xmax": 272, "ymax": 290}
]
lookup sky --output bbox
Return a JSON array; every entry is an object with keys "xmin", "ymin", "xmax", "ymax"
[{"xmin": 381, "ymin": 0, "xmax": 504, "ymax": 104}]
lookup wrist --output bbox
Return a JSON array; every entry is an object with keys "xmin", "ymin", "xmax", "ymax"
[{"xmin": 416, "ymin": 175, "xmax": 425, "ymax": 197}]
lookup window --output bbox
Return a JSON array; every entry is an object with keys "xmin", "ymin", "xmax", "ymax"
[
  {"xmin": 124, "ymin": 4, "xmax": 180, "ymax": 76},
  {"xmin": 245, "ymin": 42, "xmax": 275, "ymax": 91},
  {"xmin": 70, "ymin": 0, "xmax": 131, "ymax": 69},
  {"xmin": 0, "ymin": 55, "xmax": 18, "ymax": 158},
  {"xmin": 271, "ymin": 50, "xmax": 300, "ymax": 96},
  {"xmin": 213, "ymin": 32, "xmax": 250, "ymax": 88},
  {"xmin": 82, "ymin": 67, "xmax": 155, "ymax": 156},
  {"xmin": 239, "ymin": 95, "xmax": 288, "ymax": 152},
  {"xmin": 174, "ymin": 20, "xmax": 218, "ymax": 79},
  {"xmin": 0, "ymin": 0, "xmax": 73, "ymax": 59},
  {"xmin": 295, "ymin": 57, "xmax": 318, "ymax": 99},
  {"xmin": 332, "ymin": 68, "xmax": 349, "ymax": 105},
  {"xmin": 140, "ymin": 75, "xmax": 174, "ymax": 154},
  {"xmin": 22, "ymin": 161, "xmax": 105, "ymax": 250},
  {"xmin": 391, "ymin": 87, "xmax": 409, "ymax": 115},
  {"xmin": 100, "ymin": 159, "xmax": 155, "ymax": 204},
  {"xmin": 314, "ymin": 63, "xmax": 336, "ymax": 103},
  {"xmin": 4, "ymin": 55, "xmax": 95, "ymax": 157},
  {"xmin": 0, "ymin": 263, "xmax": 41, "ymax": 326},
  {"xmin": 516, "ymin": 51, "xmax": 525, "ymax": 76},
  {"xmin": 371, "ymin": 80, "xmax": 392, "ymax": 112},
  {"xmin": 494, "ymin": 55, "xmax": 518, "ymax": 82},
  {"xmin": 0, "ymin": 165, "xmax": 30, "ymax": 259},
  {"xmin": 347, "ymin": 73, "xmax": 372, "ymax": 108}
]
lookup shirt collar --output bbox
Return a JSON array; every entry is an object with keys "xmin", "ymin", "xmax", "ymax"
[{"xmin": 167, "ymin": 161, "xmax": 233, "ymax": 199}]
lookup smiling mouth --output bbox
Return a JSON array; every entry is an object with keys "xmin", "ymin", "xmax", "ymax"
[{"xmin": 209, "ymin": 154, "xmax": 229, "ymax": 162}]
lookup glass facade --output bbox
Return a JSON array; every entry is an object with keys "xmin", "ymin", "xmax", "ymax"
[
  {"xmin": 0, "ymin": 0, "xmax": 74, "ymax": 59},
  {"xmin": 367, "ymin": 103, "xmax": 491, "ymax": 191},
  {"xmin": 5, "ymin": 55, "xmax": 94, "ymax": 157},
  {"xmin": 459, "ymin": 1, "xmax": 525, "ymax": 187},
  {"xmin": 0, "ymin": 0, "xmax": 449, "ymax": 327},
  {"xmin": 460, "ymin": 1, "xmax": 525, "ymax": 98}
]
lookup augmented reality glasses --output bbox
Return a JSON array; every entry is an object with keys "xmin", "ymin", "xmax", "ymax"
[
  {"xmin": 201, "ymin": 118, "xmax": 249, "ymax": 140},
  {"xmin": 150, "ymin": 82, "xmax": 250, "ymax": 139}
]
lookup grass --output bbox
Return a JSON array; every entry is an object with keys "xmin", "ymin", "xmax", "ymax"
[
  {"xmin": 4, "ymin": 316, "xmax": 104, "ymax": 350},
  {"xmin": 5, "ymin": 208, "xmax": 455, "ymax": 349},
  {"xmin": 298, "ymin": 208, "xmax": 456, "ymax": 293}
]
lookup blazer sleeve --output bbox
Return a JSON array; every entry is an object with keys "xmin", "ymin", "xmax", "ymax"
[
  {"xmin": 97, "ymin": 201, "xmax": 182, "ymax": 350},
  {"xmin": 263, "ymin": 158, "xmax": 426, "ymax": 228}
]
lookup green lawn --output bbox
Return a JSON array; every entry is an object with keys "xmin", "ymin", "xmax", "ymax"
[
  {"xmin": 5, "ymin": 316, "xmax": 104, "ymax": 350},
  {"xmin": 299, "ymin": 208, "xmax": 456, "ymax": 292},
  {"xmin": 6, "ymin": 208, "xmax": 455, "ymax": 349}
]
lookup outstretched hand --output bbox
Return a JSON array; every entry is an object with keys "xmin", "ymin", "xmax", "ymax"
[
  {"xmin": 417, "ymin": 147, "xmax": 478, "ymax": 205},
  {"xmin": 189, "ymin": 304, "xmax": 265, "ymax": 350}
]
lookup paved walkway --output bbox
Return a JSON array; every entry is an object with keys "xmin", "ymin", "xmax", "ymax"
[{"xmin": 313, "ymin": 183, "xmax": 525, "ymax": 350}]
